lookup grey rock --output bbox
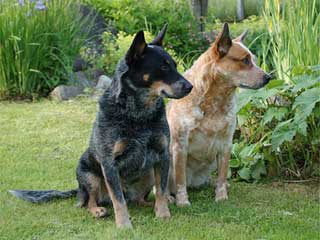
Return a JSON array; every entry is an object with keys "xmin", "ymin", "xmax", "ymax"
[
  {"xmin": 69, "ymin": 71, "xmax": 94, "ymax": 88},
  {"xmin": 86, "ymin": 69, "xmax": 104, "ymax": 85},
  {"xmin": 96, "ymin": 75, "xmax": 112, "ymax": 90},
  {"xmin": 50, "ymin": 85, "xmax": 84, "ymax": 101}
]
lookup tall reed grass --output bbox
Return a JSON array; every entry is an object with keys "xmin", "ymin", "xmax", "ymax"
[
  {"xmin": 0, "ymin": 0, "xmax": 90, "ymax": 99},
  {"xmin": 263, "ymin": 0, "xmax": 320, "ymax": 82}
]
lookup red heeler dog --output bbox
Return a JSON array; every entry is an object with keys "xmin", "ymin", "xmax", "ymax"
[{"xmin": 167, "ymin": 23, "xmax": 271, "ymax": 206}]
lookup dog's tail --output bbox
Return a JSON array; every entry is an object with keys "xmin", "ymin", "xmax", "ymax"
[{"xmin": 8, "ymin": 189, "xmax": 78, "ymax": 203}]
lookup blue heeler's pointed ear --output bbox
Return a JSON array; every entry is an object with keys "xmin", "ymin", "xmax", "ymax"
[
  {"xmin": 125, "ymin": 30, "xmax": 147, "ymax": 65},
  {"xmin": 150, "ymin": 23, "xmax": 168, "ymax": 47}
]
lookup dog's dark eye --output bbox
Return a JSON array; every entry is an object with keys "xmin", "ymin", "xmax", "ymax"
[
  {"xmin": 161, "ymin": 65, "xmax": 169, "ymax": 71},
  {"xmin": 242, "ymin": 57, "xmax": 250, "ymax": 65}
]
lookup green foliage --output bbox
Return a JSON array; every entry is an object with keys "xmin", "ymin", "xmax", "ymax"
[
  {"xmin": 231, "ymin": 142, "xmax": 266, "ymax": 181},
  {"xmin": 234, "ymin": 72, "xmax": 320, "ymax": 180},
  {"xmin": 82, "ymin": 0, "xmax": 207, "ymax": 59},
  {"xmin": 82, "ymin": 30, "xmax": 185, "ymax": 76},
  {"xmin": 0, "ymin": 0, "xmax": 90, "ymax": 99},
  {"xmin": 262, "ymin": 0, "xmax": 320, "ymax": 82},
  {"xmin": 231, "ymin": 0, "xmax": 320, "ymax": 181},
  {"xmin": 101, "ymin": 31, "xmax": 153, "ymax": 76}
]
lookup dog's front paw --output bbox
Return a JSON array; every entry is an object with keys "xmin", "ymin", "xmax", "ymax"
[
  {"xmin": 215, "ymin": 182, "xmax": 228, "ymax": 202},
  {"xmin": 155, "ymin": 203, "xmax": 171, "ymax": 219},
  {"xmin": 116, "ymin": 218, "xmax": 133, "ymax": 229},
  {"xmin": 176, "ymin": 191, "xmax": 191, "ymax": 207}
]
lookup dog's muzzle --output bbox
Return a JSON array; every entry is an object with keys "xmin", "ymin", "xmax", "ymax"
[
  {"xmin": 239, "ymin": 73, "xmax": 273, "ymax": 90},
  {"xmin": 168, "ymin": 78, "xmax": 193, "ymax": 99}
]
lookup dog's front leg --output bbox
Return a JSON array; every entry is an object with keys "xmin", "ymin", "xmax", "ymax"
[
  {"xmin": 172, "ymin": 137, "xmax": 190, "ymax": 206},
  {"xmin": 215, "ymin": 150, "xmax": 230, "ymax": 202},
  {"xmin": 154, "ymin": 158, "xmax": 171, "ymax": 219},
  {"xmin": 101, "ymin": 163, "xmax": 132, "ymax": 228}
]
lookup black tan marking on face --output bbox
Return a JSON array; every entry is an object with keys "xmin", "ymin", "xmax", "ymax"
[
  {"xmin": 124, "ymin": 30, "xmax": 193, "ymax": 99},
  {"xmin": 150, "ymin": 80, "xmax": 175, "ymax": 98},
  {"xmin": 143, "ymin": 74, "xmax": 150, "ymax": 82}
]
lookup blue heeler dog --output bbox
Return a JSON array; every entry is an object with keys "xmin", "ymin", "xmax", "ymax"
[{"xmin": 9, "ymin": 24, "xmax": 193, "ymax": 228}]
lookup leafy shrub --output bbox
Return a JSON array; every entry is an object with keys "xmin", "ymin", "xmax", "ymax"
[
  {"xmin": 232, "ymin": 0, "xmax": 320, "ymax": 181},
  {"xmin": 0, "ymin": 0, "xmax": 91, "ymax": 99},
  {"xmin": 234, "ymin": 73, "xmax": 320, "ymax": 181},
  {"xmin": 82, "ymin": 0, "xmax": 207, "ymax": 59},
  {"xmin": 83, "ymin": 30, "xmax": 185, "ymax": 77}
]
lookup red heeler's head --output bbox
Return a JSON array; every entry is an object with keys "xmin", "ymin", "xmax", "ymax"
[{"xmin": 210, "ymin": 23, "xmax": 272, "ymax": 89}]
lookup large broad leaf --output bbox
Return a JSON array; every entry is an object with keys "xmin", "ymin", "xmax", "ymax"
[
  {"xmin": 263, "ymin": 107, "xmax": 289, "ymax": 124},
  {"xmin": 266, "ymin": 79, "xmax": 287, "ymax": 89},
  {"xmin": 294, "ymin": 120, "xmax": 308, "ymax": 136},
  {"xmin": 229, "ymin": 158, "xmax": 241, "ymax": 168},
  {"xmin": 237, "ymin": 103, "xmax": 253, "ymax": 126},
  {"xmin": 293, "ymin": 87, "xmax": 320, "ymax": 123},
  {"xmin": 237, "ymin": 88, "xmax": 279, "ymax": 112},
  {"xmin": 238, "ymin": 167, "xmax": 251, "ymax": 181},
  {"xmin": 271, "ymin": 119, "xmax": 297, "ymax": 151},
  {"xmin": 292, "ymin": 74, "xmax": 320, "ymax": 93},
  {"xmin": 252, "ymin": 88, "xmax": 279, "ymax": 101},
  {"xmin": 239, "ymin": 144, "xmax": 258, "ymax": 165},
  {"xmin": 237, "ymin": 89, "xmax": 255, "ymax": 111},
  {"xmin": 251, "ymin": 160, "xmax": 267, "ymax": 180}
]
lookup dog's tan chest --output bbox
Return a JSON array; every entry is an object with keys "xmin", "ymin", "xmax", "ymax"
[
  {"xmin": 188, "ymin": 123, "xmax": 229, "ymax": 161},
  {"xmin": 189, "ymin": 101, "xmax": 236, "ymax": 149}
]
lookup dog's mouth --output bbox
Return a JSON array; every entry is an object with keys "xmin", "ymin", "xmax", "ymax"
[
  {"xmin": 239, "ymin": 83, "xmax": 257, "ymax": 89},
  {"xmin": 239, "ymin": 82, "xmax": 267, "ymax": 90},
  {"xmin": 160, "ymin": 89, "xmax": 180, "ymax": 99},
  {"xmin": 160, "ymin": 90, "xmax": 170, "ymax": 98},
  {"xmin": 160, "ymin": 89, "xmax": 191, "ymax": 99}
]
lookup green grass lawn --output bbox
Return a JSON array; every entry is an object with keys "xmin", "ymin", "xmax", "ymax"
[{"xmin": 0, "ymin": 98, "xmax": 319, "ymax": 240}]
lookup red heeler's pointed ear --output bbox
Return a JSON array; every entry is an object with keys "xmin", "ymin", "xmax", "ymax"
[
  {"xmin": 125, "ymin": 30, "xmax": 147, "ymax": 65},
  {"xmin": 212, "ymin": 23, "xmax": 232, "ymax": 59},
  {"xmin": 150, "ymin": 23, "xmax": 168, "ymax": 47},
  {"xmin": 234, "ymin": 29, "xmax": 249, "ymax": 42}
]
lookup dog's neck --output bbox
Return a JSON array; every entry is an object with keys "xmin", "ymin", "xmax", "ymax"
[{"xmin": 187, "ymin": 52, "xmax": 237, "ymax": 114}]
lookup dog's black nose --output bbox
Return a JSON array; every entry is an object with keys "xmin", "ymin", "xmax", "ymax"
[{"xmin": 263, "ymin": 73, "xmax": 272, "ymax": 84}]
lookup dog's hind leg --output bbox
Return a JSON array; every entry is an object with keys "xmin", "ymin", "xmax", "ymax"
[
  {"xmin": 215, "ymin": 150, "xmax": 230, "ymax": 202},
  {"xmin": 86, "ymin": 173, "xmax": 109, "ymax": 218},
  {"xmin": 77, "ymin": 168, "xmax": 108, "ymax": 217},
  {"xmin": 76, "ymin": 186, "xmax": 88, "ymax": 208}
]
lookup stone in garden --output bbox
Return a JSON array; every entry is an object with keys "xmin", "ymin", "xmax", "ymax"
[
  {"xmin": 96, "ymin": 75, "xmax": 112, "ymax": 91},
  {"xmin": 50, "ymin": 71, "xmax": 97, "ymax": 100},
  {"xmin": 69, "ymin": 71, "xmax": 94, "ymax": 88},
  {"xmin": 50, "ymin": 85, "xmax": 84, "ymax": 101}
]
